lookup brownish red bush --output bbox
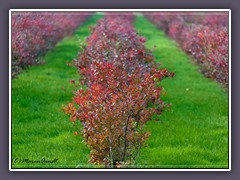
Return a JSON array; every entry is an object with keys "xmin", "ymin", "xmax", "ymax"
[
  {"xmin": 144, "ymin": 11, "xmax": 229, "ymax": 89},
  {"xmin": 63, "ymin": 14, "xmax": 173, "ymax": 168}
]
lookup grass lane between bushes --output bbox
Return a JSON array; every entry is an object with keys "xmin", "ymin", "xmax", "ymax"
[
  {"xmin": 133, "ymin": 15, "xmax": 229, "ymax": 168},
  {"xmin": 11, "ymin": 14, "xmax": 103, "ymax": 168},
  {"xmin": 11, "ymin": 14, "xmax": 229, "ymax": 169}
]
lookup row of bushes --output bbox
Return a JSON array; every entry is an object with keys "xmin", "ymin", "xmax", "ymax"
[
  {"xmin": 63, "ymin": 13, "xmax": 174, "ymax": 168},
  {"xmin": 144, "ymin": 12, "xmax": 229, "ymax": 89},
  {"xmin": 11, "ymin": 12, "xmax": 92, "ymax": 78}
]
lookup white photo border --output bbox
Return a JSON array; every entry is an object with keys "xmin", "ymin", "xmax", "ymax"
[{"xmin": 9, "ymin": 9, "xmax": 231, "ymax": 172}]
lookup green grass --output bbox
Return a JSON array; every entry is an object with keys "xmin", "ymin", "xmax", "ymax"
[
  {"xmin": 11, "ymin": 14, "xmax": 229, "ymax": 169},
  {"xmin": 133, "ymin": 16, "xmax": 229, "ymax": 169},
  {"xmin": 11, "ymin": 14, "xmax": 103, "ymax": 169}
]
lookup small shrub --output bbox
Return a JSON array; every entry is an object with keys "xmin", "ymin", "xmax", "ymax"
[{"xmin": 63, "ymin": 14, "xmax": 174, "ymax": 168}]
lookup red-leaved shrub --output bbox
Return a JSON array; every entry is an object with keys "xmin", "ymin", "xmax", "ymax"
[
  {"xmin": 63, "ymin": 13, "xmax": 174, "ymax": 168},
  {"xmin": 144, "ymin": 11, "xmax": 229, "ymax": 89},
  {"xmin": 11, "ymin": 11, "xmax": 92, "ymax": 78}
]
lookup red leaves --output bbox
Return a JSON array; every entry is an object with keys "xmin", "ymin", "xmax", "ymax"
[
  {"xmin": 74, "ymin": 96, "xmax": 81, "ymax": 105},
  {"xmin": 91, "ymin": 84, "xmax": 101, "ymax": 91},
  {"xmin": 64, "ymin": 14, "xmax": 174, "ymax": 167},
  {"xmin": 11, "ymin": 12, "xmax": 92, "ymax": 78},
  {"xmin": 80, "ymin": 67, "xmax": 86, "ymax": 72},
  {"xmin": 144, "ymin": 11, "xmax": 228, "ymax": 89},
  {"xmin": 139, "ymin": 37, "xmax": 146, "ymax": 43},
  {"xmin": 69, "ymin": 79, "xmax": 75, "ymax": 84},
  {"xmin": 197, "ymin": 32, "xmax": 204, "ymax": 39},
  {"xmin": 70, "ymin": 116, "xmax": 77, "ymax": 122},
  {"xmin": 137, "ymin": 50, "xmax": 144, "ymax": 55},
  {"xmin": 183, "ymin": 25, "xmax": 228, "ymax": 88}
]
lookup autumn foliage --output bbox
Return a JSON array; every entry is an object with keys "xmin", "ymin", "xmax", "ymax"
[
  {"xmin": 144, "ymin": 12, "xmax": 229, "ymax": 89},
  {"xmin": 63, "ymin": 13, "xmax": 174, "ymax": 168},
  {"xmin": 11, "ymin": 12, "xmax": 91, "ymax": 78}
]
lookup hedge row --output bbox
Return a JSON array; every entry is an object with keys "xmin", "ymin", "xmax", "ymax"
[
  {"xmin": 63, "ymin": 13, "xmax": 174, "ymax": 168},
  {"xmin": 144, "ymin": 12, "xmax": 229, "ymax": 89},
  {"xmin": 11, "ymin": 12, "xmax": 92, "ymax": 78}
]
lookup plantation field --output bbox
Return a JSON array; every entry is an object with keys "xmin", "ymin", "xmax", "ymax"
[
  {"xmin": 11, "ymin": 14, "xmax": 229, "ymax": 169},
  {"xmin": 134, "ymin": 16, "xmax": 228, "ymax": 168},
  {"xmin": 11, "ymin": 15, "xmax": 103, "ymax": 168}
]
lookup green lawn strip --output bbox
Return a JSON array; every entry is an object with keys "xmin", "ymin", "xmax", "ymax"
[
  {"xmin": 11, "ymin": 14, "xmax": 103, "ymax": 169},
  {"xmin": 133, "ymin": 15, "xmax": 228, "ymax": 168}
]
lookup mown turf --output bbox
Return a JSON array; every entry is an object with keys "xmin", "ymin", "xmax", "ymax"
[
  {"xmin": 11, "ymin": 14, "xmax": 103, "ymax": 168},
  {"xmin": 11, "ymin": 14, "xmax": 229, "ymax": 169},
  {"xmin": 133, "ymin": 15, "xmax": 229, "ymax": 168}
]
